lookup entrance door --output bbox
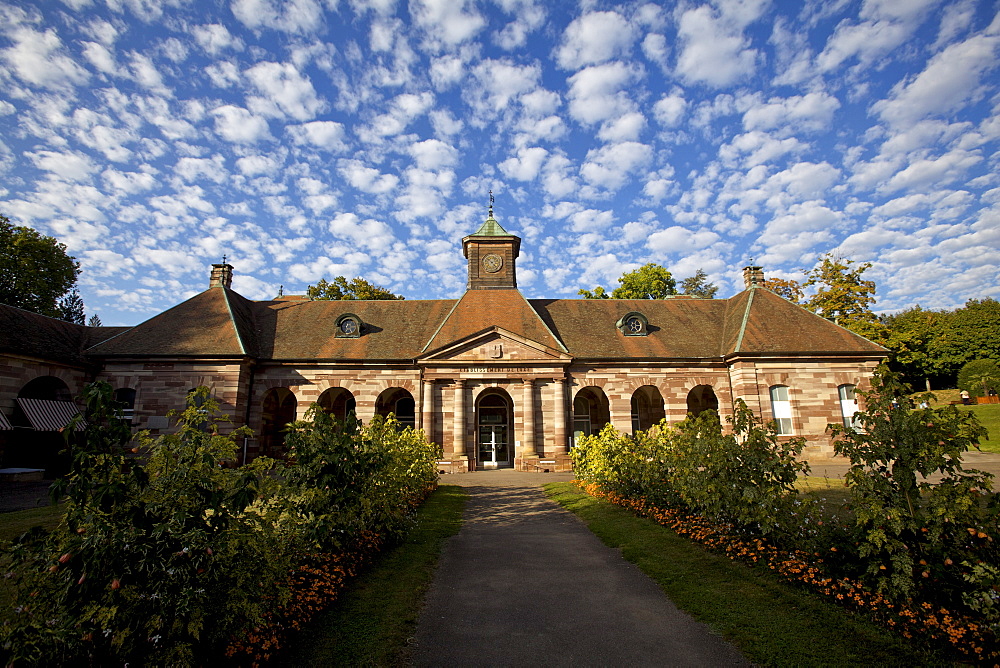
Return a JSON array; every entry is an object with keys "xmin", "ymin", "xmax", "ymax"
[{"xmin": 477, "ymin": 393, "xmax": 511, "ymax": 469}]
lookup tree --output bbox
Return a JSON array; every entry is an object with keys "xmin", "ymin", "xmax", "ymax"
[
  {"xmin": 579, "ymin": 263, "xmax": 677, "ymax": 300},
  {"xmin": 958, "ymin": 359, "xmax": 1000, "ymax": 398},
  {"xmin": 926, "ymin": 299, "xmax": 1000, "ymax": 382},
  {"xmin": 58, "ymin": 289, "xmax": 86, "ymax": 324},
  {"xmin": 680, "ymin": 269, "xmax": 718, "ymax": 298},
  {"xmin": 88, "ymin": 314, "xmax": 102, "ymax": 327},
  {"xmin": 306, "ymin": 276, "xmax": 404, "ymax": 301},
  {"xmin": 803, "ymin": 254, "xmax": 885, "ymax": 341},
  {"xmin": 881, "ymin": 306, "xmax": 947, "ymax": 388},
  {"xmin": 762, "ymin": 277, "xmax": 804, "ymax": 303},
  {"xmin": 0, "ymin": 214, "xmax": 80, "ymax": 318}
]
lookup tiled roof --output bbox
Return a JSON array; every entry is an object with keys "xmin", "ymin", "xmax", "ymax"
[
  {"xmin": 83, "ymin": 284, "xmax": 887, "ymax": 362},
  {"xmin": 0, "ymin": 304, "xmax": 91, "ymax": 364},
  {"xmin": 424, "ymin": 289, "xmax": 564, "ymax": 354},
  {"xmin": 259, "ymin": 298, "xmax": 457, "ymax": 360},
  {"xmin": 87, "ymin": 287, "xmax": 248, "ymax": 357},
  {"xmin": 728, "ymin": 287, "xmax": 886, "ymax": 355},
  {"xmin": 532, "ymin": 297, "xmax": 729, "ymax": 359}
]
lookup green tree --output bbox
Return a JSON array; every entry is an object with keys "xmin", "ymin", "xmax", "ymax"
[
  {"xmin": 762, "ymin": 277, "xmax": 804, "ymax": 303},
  {"xmin": 680, "ymin": 269, "xmax": 718, "ymax": 298},
  {"xmin": 579, "ymin": 263, "xmax": 677, "ymax": 300},
  {"xmin": 87, "ymin": 313, "xmax": 102, "ymax": 327},
  {"xmin": 58, "ymin": 288, "xmax": 86, "ymax": 324},
  {"xmin": 0, "ymin": 214, "xmax": 80, "ymax": 318},
  {"xmin": 306, "ymin": 276, "xmax": 404, "ymax": 301},
  {"xmin": 926, "ymin": 299, "xmax": 1000, "ymax": 383},
  {"xmin": 882, "ymin": 306, "xmax": 948, "ymax": 388},
  {"xmin": 957, "ymin": 359, "xmax": 1000, "ymax": 398},
  {"xmin": 803, "ymin": 254, "xmax": 885, "ymax": 341}
]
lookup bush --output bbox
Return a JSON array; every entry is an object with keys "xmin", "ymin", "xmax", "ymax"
[
  {"xmin": 958, "ymin": 358, "xmax": 1000, "ymax": 398},
  {"xmin": 830, "ymin": 366, "xmax": 999, "ymax": 614},
  {"xmin": 1, "ymin": 385, "xmax": 291, "ymax": 666}
]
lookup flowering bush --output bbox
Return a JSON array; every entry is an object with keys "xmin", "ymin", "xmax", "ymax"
[
  {"xmin": 830, "ymin": 366, "xmax": 999, "ymax": 616},
  {"xmin": 1, "ymin": 383, "xmax": 440, "ymax": 666},
  {"xmin": 2, "ymin": 385, "xmax": 291, "ymax": 666}
]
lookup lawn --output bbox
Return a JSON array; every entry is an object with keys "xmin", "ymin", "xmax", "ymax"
[
  {"xmin": 545, "ymin": 481, "xmax": 949, "ymax": 666},
  {"xmin": 0, "ymin": 502, "xmax": 65, "ymax": 621},
  {"xmin": 965, "ymin": 403, "xmax": 1000, "ymax": 452},
  {"xmin": 276, "ymin": 484, "xmax": 466, "ymax": 666}
]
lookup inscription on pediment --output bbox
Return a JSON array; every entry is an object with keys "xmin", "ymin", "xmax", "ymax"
[{"xmin": 443, "ymin": 337, "xmax": 553, "ymax": 362}]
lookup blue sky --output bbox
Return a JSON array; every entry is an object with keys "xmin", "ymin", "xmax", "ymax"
[{"xmin": 1, "ymin": 0, "xmax": 998, "ymax": 326}]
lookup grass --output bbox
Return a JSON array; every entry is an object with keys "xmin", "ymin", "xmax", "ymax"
[
  {"xmin": 544, "ymin": 481, "xmax": 948, "ymax": 667},
  {"xmin": 965, "ymin": 403, "xmax": 1000, "ymax": 453},
  {"xmin": 0, "ymin": 502, "xmax": 65, "ymax": 621},
  {"xmin": 276, "ymin": 484, "xmax": 466, "ymax": 666}
]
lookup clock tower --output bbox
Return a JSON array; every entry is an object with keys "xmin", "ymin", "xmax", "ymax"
[{"xmin": 462, "ymin": 199, "xmax": 520, "ymax": 290}]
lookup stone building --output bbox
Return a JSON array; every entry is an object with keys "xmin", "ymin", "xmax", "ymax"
[{"xmin": 0, "ymin": 208, "xmax": 887, "ymax": 473}]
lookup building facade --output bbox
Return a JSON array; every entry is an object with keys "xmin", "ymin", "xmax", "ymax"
[{"xmin": 1, "ymin": 209, "xmax": 887, "ymax": 473}]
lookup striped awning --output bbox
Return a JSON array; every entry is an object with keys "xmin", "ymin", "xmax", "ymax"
[
  {"xmin": 0, "ymin": 409, "xmax": 11, "ymax": 431},
  {"xmin": 15, "ymin": 398, "xmax": 86, "ymax": 432}
]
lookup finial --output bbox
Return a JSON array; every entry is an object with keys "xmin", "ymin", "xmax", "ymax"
[
  {"xmin": 488, "ymin": 189, "xmax": 494, "ymax": 218},
  {"xmin": 222, "ymin": 253, "xmax": 227, "ymax": 264},
  {"xmin": 278, "ymin": 284, "xmax": 283, "ymax": 297}
]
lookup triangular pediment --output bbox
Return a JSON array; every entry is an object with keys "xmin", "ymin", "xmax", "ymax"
[{"xmin": 420, "ymin": 327, "xmax": 571, "ymax": 363}]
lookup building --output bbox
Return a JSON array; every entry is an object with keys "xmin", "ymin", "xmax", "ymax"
[{"xmin": 0, "ymin": 208, "xmax": 887, "ymax": 474}]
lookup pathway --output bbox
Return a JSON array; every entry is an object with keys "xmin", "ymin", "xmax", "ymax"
[{"xmin": 411, "ymin": 471, "xmax": 748, "ymax": 667}]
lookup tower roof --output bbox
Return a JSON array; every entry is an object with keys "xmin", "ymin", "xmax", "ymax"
[{"xmin": 471, "ymin": 210, "xmax": 510, "ymax": 236}]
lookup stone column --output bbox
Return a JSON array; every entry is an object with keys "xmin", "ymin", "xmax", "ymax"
[
  {"xmin": 552, "ymin": 378, "xmax": 568, "ymax": 456},
  {"xmin": 421, "ymin": 380, "xmax": 434, "ymax": 436},
  {"xmin": 453, "ymin": 380, "xmax": 466, "ymax": 460},
  {"xmin": 521, "ymin": 378, "xmax": 535, "ymax": 459}
]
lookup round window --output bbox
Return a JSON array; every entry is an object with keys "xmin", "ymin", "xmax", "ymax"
[
  {"xmin": 626, "ymin": 317, "xmax": 643, "ymax": 333},
  {"xmin": 340, "ymin": 318, "xmax": 357, "ymax": 335}
]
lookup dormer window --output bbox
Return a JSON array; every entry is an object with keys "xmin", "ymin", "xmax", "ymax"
[
  {"xmin": 616, "ymin": 311, "xmax": 649, "ymax": 336},
  {"xmin": 336, "ymin": 313, "xmax": 362, "ymax": 338}
]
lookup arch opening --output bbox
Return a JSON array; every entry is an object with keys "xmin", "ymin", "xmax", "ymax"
[
  {"xmin": 476, "ymin": 390, "xmax": 512, "ymax": 469},
  {"xmin": 573, "ymin": 387, "xmax": 610, "ymax": 446},
  {"xmin": 260, "ymin": 387, "xmax": 296, "ymax": 458},
  {"xmin": 631, "ymin": 385, "xmax": 666, "ymax": 433},
  {"xmin": 375, "ymin": 387, "xmax": 416, "ymax": 430},
  {"xmin": 317, "ymin": 387, "xmax": 356, "ymax": 422},
  {"xmin": 686, "ymin": 385, "xmax": 719, "ymax": 418}
]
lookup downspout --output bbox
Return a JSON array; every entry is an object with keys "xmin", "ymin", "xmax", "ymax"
[{"xmin": 242, "ymin": 360, "xmax": 256, "ymax": 465}]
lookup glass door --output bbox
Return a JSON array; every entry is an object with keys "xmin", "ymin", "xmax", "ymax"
[{"xmin": 477, "ymin": 394, "xmax": 511, "ymax": 468}]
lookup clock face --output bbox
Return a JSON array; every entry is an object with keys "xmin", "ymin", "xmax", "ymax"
[{"xmin": 481, "ymin": 253, "xmax": 503, "ymax": 273}]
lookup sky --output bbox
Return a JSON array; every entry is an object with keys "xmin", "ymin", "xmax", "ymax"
[{"xmin": 1, "ymin": 0, "xmax": 999, "ymax": 327}]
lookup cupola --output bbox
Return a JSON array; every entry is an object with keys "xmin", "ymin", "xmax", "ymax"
[{"xmin": 462, "ymin": 195, "xmax": 520, "ymax": 290}]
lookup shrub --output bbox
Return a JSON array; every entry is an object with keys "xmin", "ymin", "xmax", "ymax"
[
  {"xmin": 830, "ymin": 366, "xmax": 999, "ymax": 614},
  {"xmin": 958, "ymin": 359, "xmax": 1000, "ymax": 398},
  {"xmin": 1, "ymin": 385, "xmax": 292, "ymax": 666}
]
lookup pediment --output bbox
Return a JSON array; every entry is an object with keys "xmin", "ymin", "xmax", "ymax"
[{"xmin": 420, "ymin": 327, "xmax": 571, "ymax": 363}]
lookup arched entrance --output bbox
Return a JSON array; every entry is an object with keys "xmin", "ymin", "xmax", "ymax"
[
  {"xmin": 18, "ymin": 376, "xmax": 72, "ymax": 401},
  {"xmin": 573, "ymin": 386, "xmax": 610, "ymax": 446},
  {"xmin": 317, "ymin": 387, "xmax": 356, "ymax": 422},
  {"xmin": 260, "ymin": 388, "xmax": 296, "ymax": 458},
  {"xmin": 476, "ymin": 391, "xmax": 512, "ymax": 469},
  {"xmin": 631, "ymin": 385, "xmax": 666, "ymax": 433},
  {"xmin": 375, "ymin": 388, "xmax": 416, "ymax": 430},
  {"xmin": 9, "ymin": 376, "xmax": 77, "ymax": 473},
  {"xmin": 686, "ymin": 385, "xmax": 719, "ymax": 417}
]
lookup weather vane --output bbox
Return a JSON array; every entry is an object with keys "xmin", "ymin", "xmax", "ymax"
[
  {"xmin": 488, "ymin": 189, "xmax": 494, "ymax": 216},
  {"xmin": 222, "ymin": 253, "xmax": 227, "ymax": 264}
]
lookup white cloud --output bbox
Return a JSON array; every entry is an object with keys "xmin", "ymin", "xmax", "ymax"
[
  {"xmin": 566, "ymin": 62, "xmax": 640, "ymax": 126},
  {"xmin": 653, "ymin": 92, "xmax": 687, "ymax": 127},
  {"xmin": 339, "ymin": 159, "xmax": 400, "ymax": 194},
  {"xmin": 245, "ymin": 61, "xmax": 325, "ymax": 121},
  {"xmin": 81, "ymin": 42, "xmax": 118, "ymax": 75},
  {"xmin": 766, "ymin": 161, "xmax": 841, "ymax": 199},
  {"xmin": 676, "ymin": 5, "xmax": 758, "ymax": 87},
  {"xmin": 409, "ymin": 138, "xmax": 458, "ymax": 169},
  {"xmin": 287, "ymin": 120, "xmax": 347, "ymax": 151},
  {"xmin": 647, "ymin": 225, "xmax": 721, "ymax": 253},
  {"xmin": 580, "ymin": 142, "xmax": 652, "ymax": 190},
  {"xmin": 499, "ymin": 146, "xmax": 548, "ymax": 181},
  {"xmin": 231, "ymin": 0, "xmax": 325, "ymax": 33},
  {"xmin": 2, "ymin": 27, "xmax": 89, "ymax": 88},
  {"xmin": 494, "ymin": 3, "xmax": 545, "ymax": 50},
  {"xmin": 211, "ymin": 105, "xmax": 271, "ymax": 143},
  {"xmin": 569, "ymin": 208, "xmax": 615, "ymax": 232},
  {"xmin": 429, "ymin": 55, "xmax": 465, "ymax": 89},
  {"xmin": 192, "ymin": 24, "xmax": 243, "ymax": 55},
  {"xmin": 598, "ymin": 112, "xmax": 646, "ymax": 142},
  {"xmin": 410, "ymin": 0, "xmax": 485, "ymax": 48},
  {"xmin": 882, "ymin": 149, "xmax": 982, "ymax": 193},
  {"xmin": 367, "ymin": 92, "xmax": 434, "ymax": 137},
  {"xmin": 555, "ymin": 11, "xmax": 634, "ymax": 70},
  {"xmin": 27, "ymin": 150, "xmax": 97, "ymax": 181},
  {"xmin": 742, "ymin": 92, "xmax": 841, "ymax": 134},
  {"xmin": 102, "ymin": 168, "xmax": 156, "ymax": 193},
  {"xmin": 873, "ymin": 33, "xmax": 1000, "ymax": 128},
  {"xmin": 328, "ymin": 212, "xmax": 396, "ymax": 251}
]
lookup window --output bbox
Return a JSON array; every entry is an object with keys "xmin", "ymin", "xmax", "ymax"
[
  {"xmin": 114, "ymin": 388, "xmax": 136, "ymax": 424},
  {"xmin": 769, "ymin": 385, "xmax": 793, "ymax": 435},
  {"xmin": 838, "ymin": 384, "xmax": 859, "ymax": 430},
  {"xmin": 615, "ymin": 311, "xmax": 649, "ymax": 336},
  {"xmin": 335, "ymin": 313, "xmax": 362, "ymax": 338},
  {"xmin": 572, "ymin": 395, "xmax": 591, "ymax": 447}
]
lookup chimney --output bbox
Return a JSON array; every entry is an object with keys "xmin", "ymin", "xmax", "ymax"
[
  {"xmin": 210, "ymin": 263, "xmax": 233, "ymax": 289},
  {"xmin": 742, "ymin": 265, "xmax": 764, "ymax": 289}
]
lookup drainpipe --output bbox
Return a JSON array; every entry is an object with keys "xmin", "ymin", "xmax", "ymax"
[{"xmin": 242, "ymin": 359, "xmax": 256, "ymax": 465}]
